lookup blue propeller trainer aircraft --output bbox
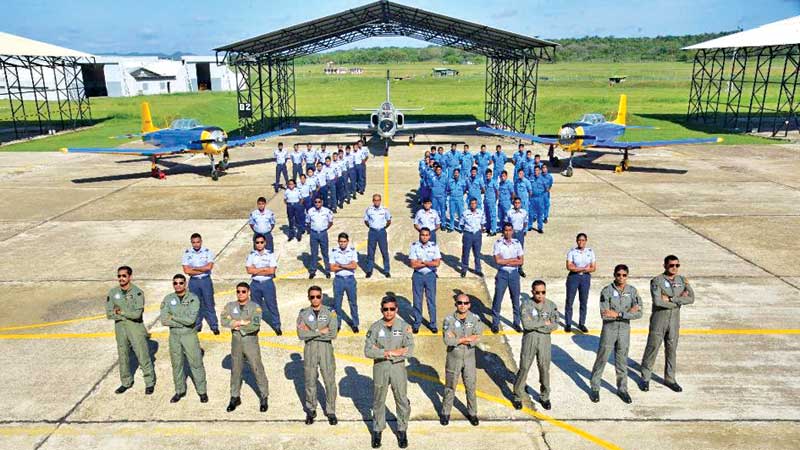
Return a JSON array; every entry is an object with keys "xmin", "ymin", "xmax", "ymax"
[
  {"xmin": 62, "ymin": 102, "xmax": 296, "ymax": 180},
  {"xmin": 478, "ymin": 95, "xmax": 722, "ymax": 177}
]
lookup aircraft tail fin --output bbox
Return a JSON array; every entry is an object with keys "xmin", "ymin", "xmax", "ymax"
[
  {"xmin": 612, "ymin": 94, "xmax": 627, "ymax": 126},
  {"xmin": 386, "ymin": 70, "xmax": 391, "ymax": 102},
  {"xmin": 141, "ymin": 102, "xmax": 159, "ymax": 134}
]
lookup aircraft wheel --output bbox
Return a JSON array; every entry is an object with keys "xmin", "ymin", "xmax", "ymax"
[
  {"xmin": 622, "ymin": 160, "xmax": 630, "ymax": 170},
  {"xmin": 564, "ymin": 166, "xmax": 574, "ymax": 177},
  {"xmin": 211, "ymin": 170, "xmax": 219, "ymax": 181}
]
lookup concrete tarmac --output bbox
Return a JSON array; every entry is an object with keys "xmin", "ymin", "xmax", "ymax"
[{"xmin": 0, "ymin": 135, "xmax": 798, "ymax": 450}]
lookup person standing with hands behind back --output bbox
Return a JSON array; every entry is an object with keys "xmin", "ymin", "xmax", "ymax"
[{"xmin": 564, "ymin": 233, "xmax": 596, "ymax": 332}]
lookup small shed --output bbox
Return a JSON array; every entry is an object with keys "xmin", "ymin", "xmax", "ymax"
[{"xmin": 432, "ymin": 67, "xmax": 459, "ymax": 77}]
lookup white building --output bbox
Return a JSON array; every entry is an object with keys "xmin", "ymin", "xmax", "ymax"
[{"xmin": 87, "ymin": 55, "xmax": 236, "ymax": 97}]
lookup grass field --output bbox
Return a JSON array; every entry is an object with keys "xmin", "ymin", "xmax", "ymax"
[{"xmin": 0, "ymin": 61, "xmax": 777, "ymax": 151}]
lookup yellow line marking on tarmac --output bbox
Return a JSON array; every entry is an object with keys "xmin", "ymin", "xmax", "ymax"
[
  {"xmin": 0, "ymin": 242, "xmax": 370, "ymax": 334},
  {"xmin": 383, "ymin": 153, "xmax": 389, "ymax": 207}
]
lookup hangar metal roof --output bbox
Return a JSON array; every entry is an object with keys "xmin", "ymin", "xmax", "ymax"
[
  {"xmin": 684, "ymin": 15, "xmax": 800, "ymax": 50},
  {"xmin": 215, "ymin": 0, "xmax": 557, "ymax": 61},
  {"xmin": 0, "ymin": 31, "xmax": 92, "ymax": 58}
]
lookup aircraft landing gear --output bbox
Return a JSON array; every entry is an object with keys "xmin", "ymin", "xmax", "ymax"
[
  {"xmin": 615, "ymin": 149, "xmax": 631, "ymax": 174},
  {"xmin": 209, "ymin": 154, "xmax": 220, "ymax": 181},
  {"xmin": 220, "ymin": 149, "xmax": 230, "ymax": 171},
  {"xmin": 561, "ymin": 152, "xmax": 575, "ymax": 177},
  {"xmin": 150, "ymin": 157, "xmax": 166, "ymax": 179},
  {"xmin": 384, "ymin": 139, "xmax": 390, "ymax": 155}
]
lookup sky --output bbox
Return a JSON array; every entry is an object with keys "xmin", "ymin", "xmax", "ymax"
[{"xmin": 3, "ymin": 0, "xmax": 799, "ymax": 55}]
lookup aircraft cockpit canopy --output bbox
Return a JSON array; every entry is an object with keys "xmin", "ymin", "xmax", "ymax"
[
  {"xmin": 579, "ymin": 114, "xmax": 606, "ymax": 125},
  {"xmin": 170, "ymin": 119, "xmax": 203, "ymax": 130},
  {"xmin": 380, "ymin": 102, "xmax": 393, "ymax": 111}
]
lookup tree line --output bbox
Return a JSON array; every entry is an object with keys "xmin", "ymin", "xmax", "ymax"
[{"xmin": 295, "ymin": 32, "xmax": 733, "ymax": 65}]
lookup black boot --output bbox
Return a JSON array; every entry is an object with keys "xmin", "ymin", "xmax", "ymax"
[
  {"xmin": 226, "ymin": 397, "xmax": 241, "ymax": 412},
  {"xmin": 305, "ymin": 410, "xmax": 316, "ymax": 425},
  {"xmin": 371, "ymin": 431, "xmax": 382, "ymax": 448},
  {"xmin": 397, "ymin": 431, "xmax": 408, "ymax": 449}
]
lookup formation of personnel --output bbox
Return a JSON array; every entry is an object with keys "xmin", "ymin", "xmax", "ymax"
[
  {"xmin": 103, "ymin": 141, "xmax": 694, "ymax": 448},
  {"xmin": 418, "ymin": 143, "xmax": 553, "ymax": 237}
]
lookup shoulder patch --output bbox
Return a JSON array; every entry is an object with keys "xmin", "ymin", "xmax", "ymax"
[{"xmin": 255, "ymin": 307, "xmax": 262, "ymax": 314}]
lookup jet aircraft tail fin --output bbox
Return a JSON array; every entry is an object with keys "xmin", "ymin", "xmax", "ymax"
[
  {"xmin": 611, "ymin": 94, "xmax": 627, "ymax": 126},
  {"xmin": 141, "ymin": 102, "xmax": 159, "ymax": 134}
]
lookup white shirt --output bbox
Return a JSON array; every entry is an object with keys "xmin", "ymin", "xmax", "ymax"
[
  {"xmin": 306, "ymin": 206, "xmax": 333, "ymax": 232},
  {"xmin": 505, "ymin": 208, "xmax": 528, "ymax": 231},
  {"xmin": 325, "ymin": 163, "xmax": 338, "ymax": 181},
  {"xmin": 364, "ymin": 205, "xmax": 391, "ymax": 229},
  {"xmin": 344, "ymin": 152, "xmax": 356, "ymax": 169},
  {"xmin": 493, "ymin": 238, "xmax": 524, "ymax": 272},
  {"xmin": 357, "ymin": 147, "xmax": 369, "ymax": 163},
  {"xmin": 274, "ymin": 148, "xmax": 288, "ymax": 165},
  {"xmin": 314, "ymin": 169, "xmax": 327, "ymax": 187},
  {"xmin": 460, "ymin": 208, "xmax": 486, "ymax": 233},
  {"xmin": 249, "ymin": 208, "xmax": 275, "ymax": 234},
  {"xmin": 409, "ymin": 240, "xmax": 441, "ymax": 274},
  {"xmin": 567, "ymin": 247, "xmax": 596, "ymax": 269},
  {"xmin": 329, "ymin": 245, "xmax": 358, "ymax": 277},
  {"xmin": 181, "ymin": 247, "xmax": 215, "ymax": 277},
  {"xmin": 284, "ymin": 187, "xmax": 302, "ymax": 204},
  {"xmin": 298, "ymin": 179, "xmax": 316, "ymax": 198},
  {"xmin": 290, "ymin": 150, "xmax": 305, "ymax": 165},
  {"xmin": 246, "ymin": 249, "xmax": 277, "ymax": 281},
  {"xmin": 334, "ymin": 160, "xmax": 346, "ymax": 177},
  {"xmin": 414, "ymin": 208, "xmax": 441, "ymax": 231}
]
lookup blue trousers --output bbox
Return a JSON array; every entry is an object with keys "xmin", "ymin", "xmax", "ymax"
[
  {"xmin": 428, "ymin": 229, "xmax": 437, "ymax": 243},
  {"xmin": 419, "ymin": 186, "xmax": 432, "ymax": 203},
  {"xmin": 292, "ymin": 163, "xmax": 303, "ymax": 181},
  {"xmin": 287, "ymin": 203, "xmax": 304, "ymax": 239},
  {"xmin": 347, "ymin": 168, "xmax": 357, "ymax": 197},
  {"xmin": 275, "ymin": 163, "xmax": 288, "ymax": 190},
  {"xmin": 544, "ymin": 192, "xmax": 551, "ymax": 220},
  {"xmin": 461, "ymin": 231, "xmax": 482, "ymax": 273},
  {"xmin": 357, "ymin": 163, "xmax": 367, "ymax": 193},
  {"xmin": 317, "ymin": 186, "xmax": 328, "ymax": 205},
  {"xmin": 366, "ymin": 228, "xmax": 390, "ymax": 274},
  {"xmin": 492, "ymin": 269, "xmax": 521, "ymax": 328},
  {"xmin": 250, "ymin": 279, "xmax": 280, "ymax": 331},
  {"xmin": 333, "ymin": 275, "xmax": 358, "ymax": 328},
  {"xmin": 188, "ymin": 276, "xmax": 218, "ymax": 331},
  {"xmin": 432, "ymin": 195, "xmax": 446, "ymax": 224},
  {"xmin": 513, "ymin": 230, "xmax": 526, "ymax": 248},
  {"xmin": 531, "ymin": 195, "xmax": 545, "ymax": 231},
  {"xmin": 498, "ymin": 202, "xmax": 511, "ymax": 228},
  {"xmin": 412, "ymin": 271, "xmax": 437, "ymax": 329},
  {"xmin": 484, "ymin": 199, "xmax": 498, "ymax": 233},
  {"xmin": 337, "ymin": 178, "xmax": 346, "ymax": 207},
  {"xmin": 565, "ymin": 272, "xmax": 591, "ymax": 327},
  {"xmin": 327, "ymin": 181, "xmax": 337, "ymax": 211},
  {"xmin": 252, "ymin": 231, "xmax": 274, "ymax": 253},
  {"xmin": 447, "ymin": 196, "xmax": 464, "ymax": 230},
  {"xmin": 309, "ymin": 230, "xmax": 330, "ymax": 275}
]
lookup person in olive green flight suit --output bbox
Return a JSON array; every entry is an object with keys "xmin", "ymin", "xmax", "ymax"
[
  {"xmin": 221, "ymin": 282, "xmax": 269, "ymax": 413},
  {"xmin": 160, "ymin": 274, "xmax": 208, "ymax": 404},
  {"xmin": 364, "ymin": 296, "xmax": 414, "ymax": 449},
  {"xmin": 297, "ymin": 285, "xmax": 339, "ymax": 426},
  {"xmin": 640, "ymin": 255, "xmax": 695, "ymax": 393},
  {"xmin": 589, "ymin": 264, "xmax": 642, "ymax": 404},
  {"xmin": 107, "ymin": 265, "xmax": 156, "ymax": 395},
  {"xmin": 440, "ymin": 293, "xmax": 483, "ymax": 426},
  {"xmin": 512, "ymin": 279, "xmax": 558, "ymax": 410}
]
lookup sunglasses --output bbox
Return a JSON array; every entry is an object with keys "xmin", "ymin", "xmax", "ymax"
[
  {"xmin": 117, "ymin": 275, "xmax": 128, "ymax": 278},
  {"xmin": 309, "ymin": 294, "xmax": 322, "ymax": 299},
  {"xmin": 173, "ymin": 281, "xmax": 185, "ymax": 285},
  {"xmin": 615, "ymin": 273, "xmax": 628, "ymax": 277},
  {"xmin": 255, "ymin": 241, "xmax": 266, "ymax": 244},
  {"xmin": 236, "ymin": 290, "xmax": 249, "ymax": 294},
  {"xmin": 668, "ymin": 263, "xmax": 681, "ymax": 268},
  {"xmin": 456, "ymin": 301, "xmax": 471, "ymax": 306},
  {"xmin": 382, "ymin": 307, "xmax": 397, "ymax": 312},
  {"xmin": 533, "ymin": 290, "xmax": 546, "ymax": 295}
]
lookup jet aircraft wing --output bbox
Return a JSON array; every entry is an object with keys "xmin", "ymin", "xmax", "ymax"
[
  {"xmin": 298, "ymin": 122, "xmax": 372, "ymax": 131},
  {"xmin": 227, "ymin": 127, "xmax": 297, "ymax": 148},
  {"xmin": 592, "ymin": 137, "xmax": 722, "ymax": 149},
  {"xmin": 402, "ymin": 121, "xmax": 476, "ymax": 131},
  {"xmin": 60, "ymin": 146, "xmax": 187, "ymax": 156},
  {"xmin": 476, "ymin": 126, "xmax": 558, "ymax": 145}
]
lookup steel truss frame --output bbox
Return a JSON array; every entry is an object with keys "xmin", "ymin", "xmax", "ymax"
[
  {"xmin": 687, "ymin": 44, "xmax": 799, "ymax": 136},
  {"xmin": 0, "ymin": 54, "xmax": 92, "ymax": 143},
  {"xmin": 217, "ymin": 0, "xmax": 556, "ymax": 135}
]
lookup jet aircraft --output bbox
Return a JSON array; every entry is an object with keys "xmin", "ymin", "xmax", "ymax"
[
  {"xmin": 299, "ymin": 70, "xmax": 476, "ymax": 152},
  {"xmin": 62, "ymin": 102, "xmax": 295, "ymax": 180},
  {"xmin": 478, "ymin": 95, "xmax": 722, "ymax": 176}
]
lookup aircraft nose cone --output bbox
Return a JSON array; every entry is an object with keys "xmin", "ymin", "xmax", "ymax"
[{"xmin": 558, "ymin": 126, "xmax": 576, "ymax": 144}]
